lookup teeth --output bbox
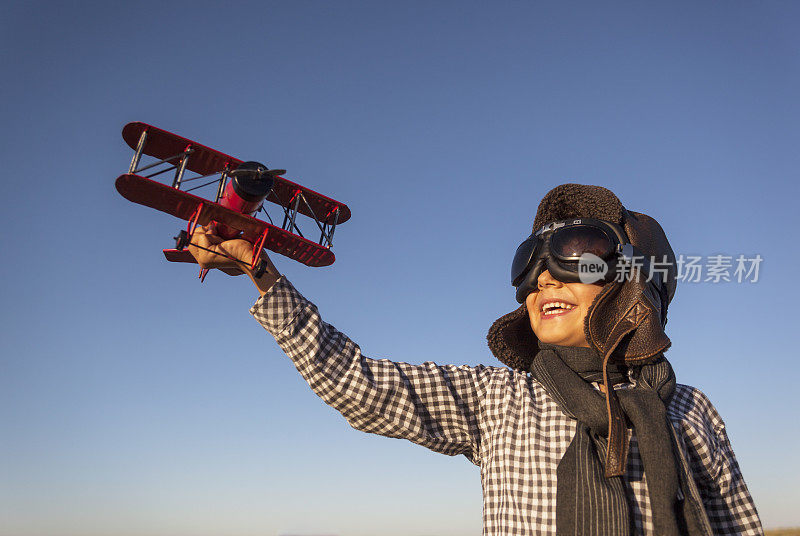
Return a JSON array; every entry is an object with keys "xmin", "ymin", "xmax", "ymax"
[{"xmin": 542, "ymin": 302, "xmax": 575, "ymax": 315}]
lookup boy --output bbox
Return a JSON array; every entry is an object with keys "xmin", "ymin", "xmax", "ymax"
[{"xmin": 189, "ymin": 184, "xmax": 762, "ymax": 535}]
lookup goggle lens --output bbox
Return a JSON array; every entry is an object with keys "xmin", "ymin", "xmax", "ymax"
[
  {"xmin": 511, "ymin": 222, "xmax": 620, "ymax": 289},
  {"xmin": 549, "ymin": 225, "xmax": 615, "ymax": 261},
  {"xmin": 511, "ymin": 236, "xmax": 538, "ymax": 287}
]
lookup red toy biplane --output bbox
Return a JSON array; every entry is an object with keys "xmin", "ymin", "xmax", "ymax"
[{"xmin": 115, "ymin": 122, "xmax": 351, "ymax": 279}]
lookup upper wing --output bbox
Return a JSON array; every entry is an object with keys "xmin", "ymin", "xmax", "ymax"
[
  {"xmin": 116, "ymin": 173, "xmax": 335, "ymax": 267},
  {"xmin": 122, "ymin": 122, "xmax": 351, "ymax": 225}
]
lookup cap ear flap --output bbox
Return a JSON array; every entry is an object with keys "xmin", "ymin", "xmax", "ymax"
[
  {"xmin": 585, "ymin": 273, "xmax": 671, "ymax": 364},
  {"xmin": 623, "ymin": 210, "xmax": 677, "ymax": 305}
]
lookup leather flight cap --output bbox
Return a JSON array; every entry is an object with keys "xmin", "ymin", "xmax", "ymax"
[{"xmin": 487, "ymin": 183, "xmax": 678, "ymax": 372}]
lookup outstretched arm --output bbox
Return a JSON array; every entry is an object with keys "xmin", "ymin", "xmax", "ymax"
[
  {"xmin": 250, "ymin": 277, "xmax": 491, "ymax": 462},
  {"xmin": 187, "ymin": 225, "xmax": 491, "ymax": 462}
]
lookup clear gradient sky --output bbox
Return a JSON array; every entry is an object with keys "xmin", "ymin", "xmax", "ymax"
[{"xmin": 2, "ymin": 2, "xmax": 799, "ymax": 535}]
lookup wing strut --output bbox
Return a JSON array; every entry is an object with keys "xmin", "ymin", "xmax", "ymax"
[
  {"xmin": 171, "ymin": 145, "xmax": 192, "ymax": 189},
  {"xmin": 215, "ymin": 164, "xmax": 231, "ymax": 202},
  {"xmin": 128, "ymin": 128, "xmax": 148, "ymax": 173}
]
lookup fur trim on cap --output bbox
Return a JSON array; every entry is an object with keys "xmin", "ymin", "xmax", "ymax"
[{"xmin": 486, "ymin": 304, "xmax": 537, "ymax": 372}]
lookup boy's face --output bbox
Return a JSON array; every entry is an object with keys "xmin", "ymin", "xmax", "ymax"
[{"xmin": 525, "ymin": 269, "xmax": 604, "ymax": 347}]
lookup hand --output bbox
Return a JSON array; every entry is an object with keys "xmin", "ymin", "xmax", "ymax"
[
  {"xmin": 187, "ymin": 225, "xmax": 255, "ymax": 271},
  {"xmin": 187, "ymin": 225, "xmax": 281, "ymax": 295}
]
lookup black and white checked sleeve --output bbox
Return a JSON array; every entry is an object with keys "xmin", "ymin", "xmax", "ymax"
[
  {"xmin": 250, "ymin": 276, "xmax": 492, "ymax": 463},
  {"xmin": 670, "ymin": 386, "xmax": 763, "ymax": 535}
]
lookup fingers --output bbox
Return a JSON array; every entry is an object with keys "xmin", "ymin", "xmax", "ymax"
[
  {"xmin": 188, "ymin": 226, "xmax": 252, "ymax": 270},
  {"xmin": 192, "ymin": 225, "xmax": 219, "ymax": 247},
  {"xmin": 188, "ymin": 226, "xmax": 224, "ymax": 269},
  {"xmin": 201, "ymin": 224, "xmax": 224, "ymax": 245}
]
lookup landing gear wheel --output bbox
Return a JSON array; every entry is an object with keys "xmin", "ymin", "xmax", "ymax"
[
  {"xmin": 253, "ymin": 259, "xmax": 267, "ymax": 278},
  {"xmin": 174, "ymin": 230, "xmax": 189, "ymax": 251}
]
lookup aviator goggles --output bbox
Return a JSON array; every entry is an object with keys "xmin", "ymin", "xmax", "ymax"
[{"xmin": 511, "ymin": 218, "xmax": 637, "ymax": 303}]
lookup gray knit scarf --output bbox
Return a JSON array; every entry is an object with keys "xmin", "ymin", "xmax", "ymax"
[{"xmin": 531, "ymin": 342, "xmax": 712, "ymax": 536}]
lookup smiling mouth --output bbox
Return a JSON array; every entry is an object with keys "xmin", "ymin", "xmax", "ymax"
[{"xmin": 540, "ymin": 301, "xmax": 577, "ymax": 318}]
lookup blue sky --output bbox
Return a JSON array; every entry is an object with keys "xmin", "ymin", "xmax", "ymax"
[{"xmin": 1, "ymin": 1, "xmax": 798, "ymax": 534}]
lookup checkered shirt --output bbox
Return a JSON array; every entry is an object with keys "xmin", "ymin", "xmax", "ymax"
[{"xmin": 250, "ymin": 277, "xmax": 763, "ymax": 536}]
